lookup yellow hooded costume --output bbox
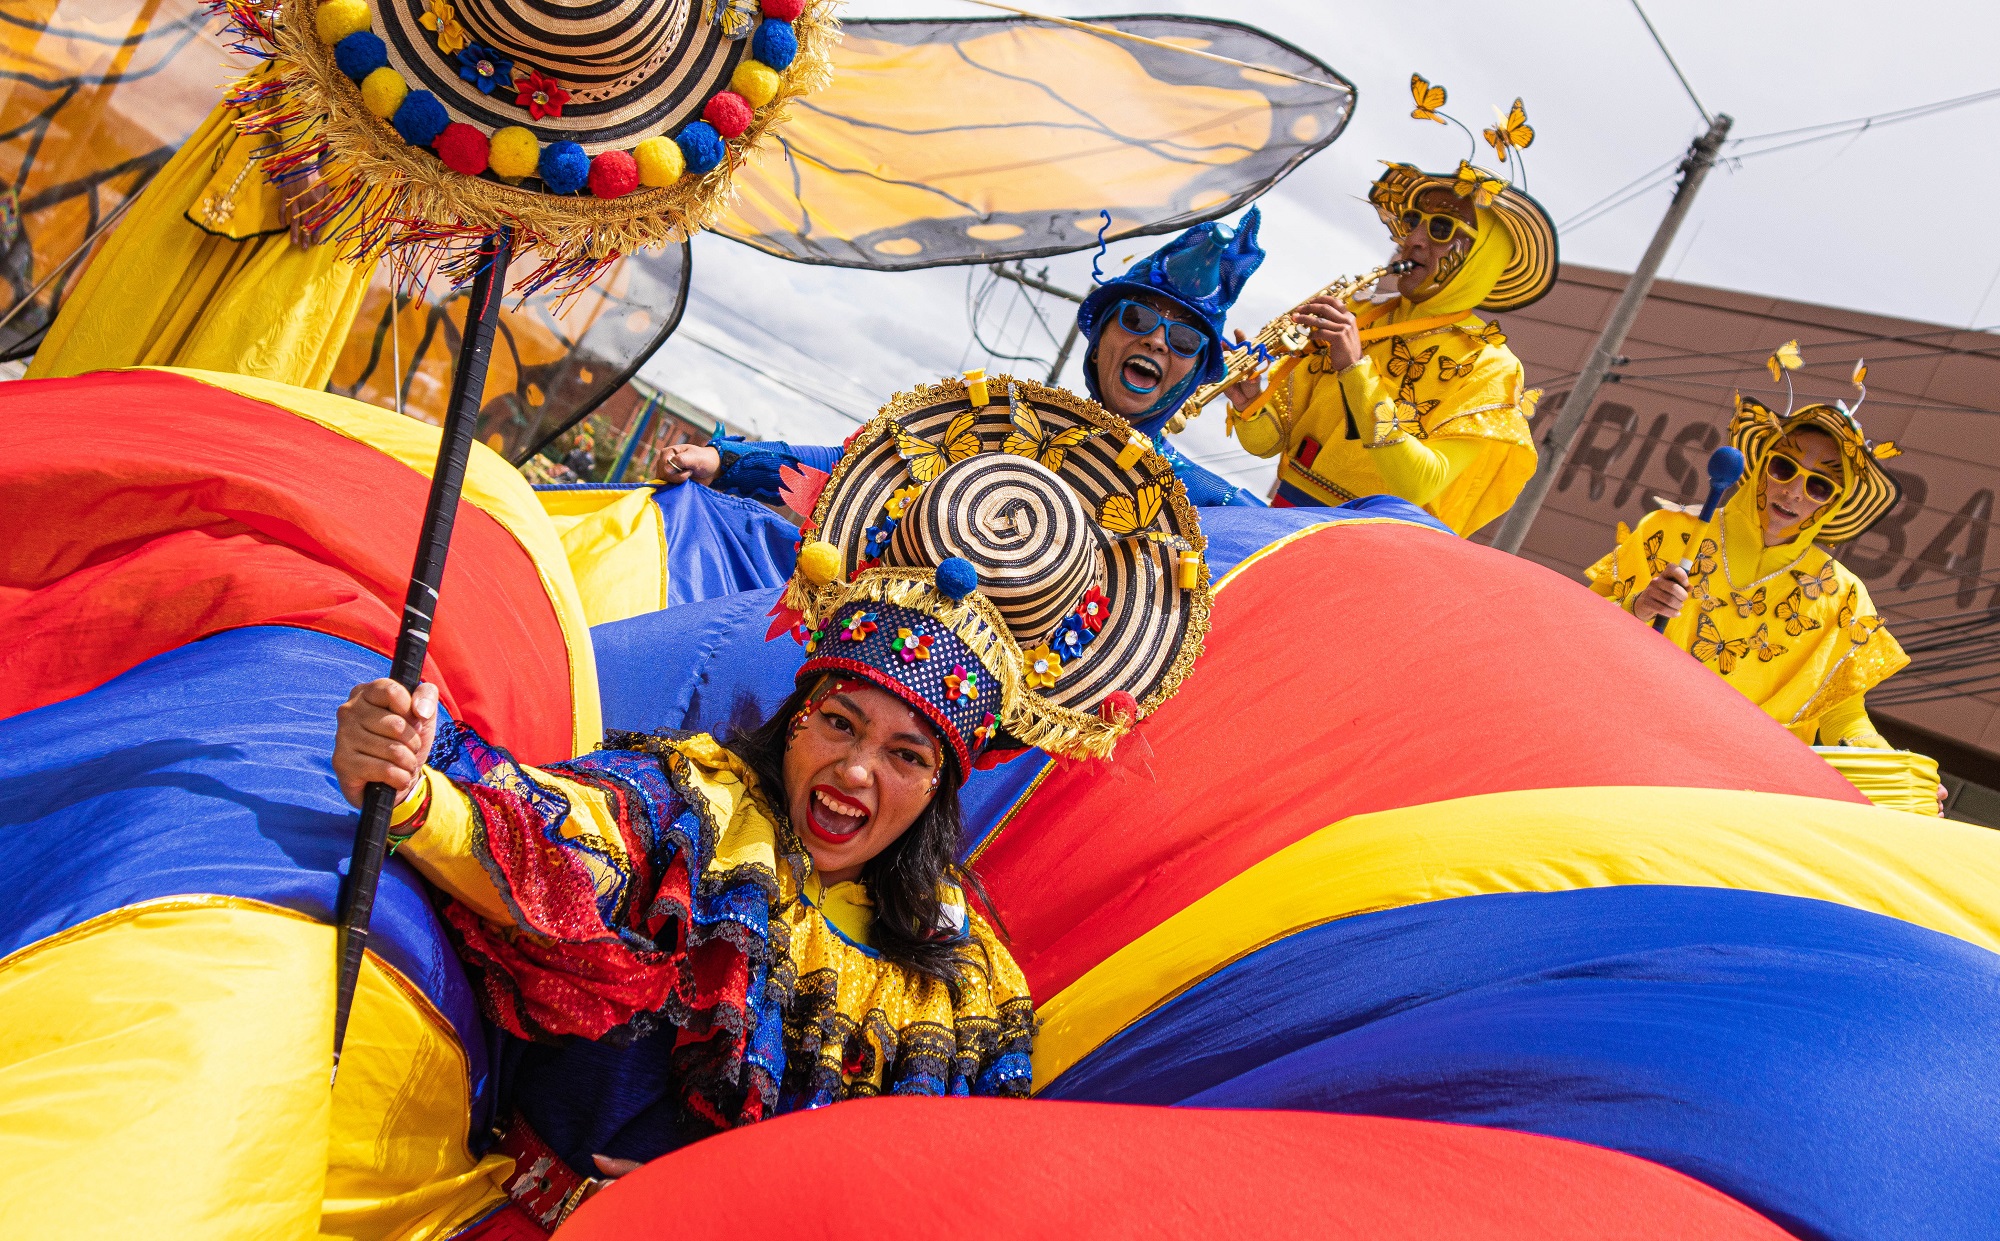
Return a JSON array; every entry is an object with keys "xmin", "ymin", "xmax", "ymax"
[
  {"xmin": 1586, "ymin": 399, "xmax": 1909, "ymax": 747},
  {"xmin": 1234, "ymin": 161, "xmax": 1555, "ymax": 534}
]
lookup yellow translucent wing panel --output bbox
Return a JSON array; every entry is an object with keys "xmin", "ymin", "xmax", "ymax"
[
  {"xmin": 324, "ymin": 241, "xmax": 689, "ymax": 461},
  {"xmin": 0, "ymin": 0, "xmax": 248, "ymax": 357},
  {"xmin": 718, "ymin": 16, "xmax": 1354, "ymax": 269}
]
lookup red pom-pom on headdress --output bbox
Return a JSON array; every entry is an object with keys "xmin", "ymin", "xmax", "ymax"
[
  {"xmin": 703, "ymin": 91, "xmax": 752, "ymax": 139},
  {"xmin": 762, "ymin": 0, "xmax": 806, "ymax": 18},
  {"xmin": 433, "ymin": 123, "xmax": 490, "ymax": 176},
  {"xmin": 588, "ymin": 150, "xmax": 640, "ymax": 199}
]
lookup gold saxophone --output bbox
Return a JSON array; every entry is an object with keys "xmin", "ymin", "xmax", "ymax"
[{"xmin": 1161, "ymin": 260, "xmax": 1414, "ymax": 435}]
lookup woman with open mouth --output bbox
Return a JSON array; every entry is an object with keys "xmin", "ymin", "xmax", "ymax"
[
  {"xmin": 1593, "ymin": 381, "xmax": 1936, "ymax": 810},
  {"xmin": 328, "ymin": 419, "xmax": 1203, "ymax": 1234}
]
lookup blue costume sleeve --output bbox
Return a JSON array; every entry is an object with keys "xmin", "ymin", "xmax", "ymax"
[
  {"xmin": 1157, "ymin": 440, "xmax": 1267, "ymax": 508},
  {"xmin": 707, "ymin": 435, "xmax": 845, "ymax": 504}
]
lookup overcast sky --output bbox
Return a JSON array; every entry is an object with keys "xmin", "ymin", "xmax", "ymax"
[{"xmin": 638, "ymin": 0, "xmax": 2000, "ymax": 490}]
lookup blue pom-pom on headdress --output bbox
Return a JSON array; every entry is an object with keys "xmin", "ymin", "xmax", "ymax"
[
  {"xmin": 752, "ymin": 20, "xmax": 798, "ymax": 70},
  {"xmin": 678, "ymin": 122, "xmax": 726, "ymax": 174},
  {"xmin": 334, "ymin": 31, "xmax": 388, "ymax": 81},
  {"xmin": 391, "ymin": 91, "xmax": 450, "ymax": 147},
  {"xmin": 936, "ymin": 557, "xmax": 979, "ymax": 601},
  {"xmin": 539, "ymin": 141, "xmax": 590, "ymax": 194}
]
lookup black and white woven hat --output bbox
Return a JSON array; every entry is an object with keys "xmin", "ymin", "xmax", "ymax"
[{"xmin": 777, "ymin": 374, "xmax": 1212, "ymax": 760}]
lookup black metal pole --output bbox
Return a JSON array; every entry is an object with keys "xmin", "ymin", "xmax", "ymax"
[{"xmin": 331, "ymin": 227, "xmax": 513, "ymax": 1081}]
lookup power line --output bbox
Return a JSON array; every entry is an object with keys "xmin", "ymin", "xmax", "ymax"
[
  {"xmin": 1627, "ymin": 0, "xmax": 1710, "ymax": 125},
  {"xmin": 1558, "ymin": 86, "xmax": 2000, "ymax": 235}
]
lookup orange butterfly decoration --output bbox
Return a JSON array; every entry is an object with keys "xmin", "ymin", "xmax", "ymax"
[
  {"xmin": 1435, "ymin": 355, "xmax": 1474, "ymax": 382},
  {"xmin": 1410, "ymin": 73, "xmax": 1448, "ymax": 123},
  {"xmin": 1482, "ymin": 98, "xmax": 1534, "ymax": 163},
  {"xmin": 1773, "ymin": 589, "xmax": 1821, "ymax": 637},
  {"xmin": 1746, "ymin": 623, "xmax": 1789, "ymax": 663},
  {"xmin": 1730, "ymin": 586, "xmax": 1766, "ymax": 618},
  {"xmin": 1792, "ymin": 562, "xmax": 1838, "ymax": 601},
  {"xmin": 1691, "ymin": 613, "xmax": 1752, "ymax": 674},
  {"xmin": 1642, "ymin": 529, "xmax": 1666, "ymax": 577},
  {"xmin": 1451, "ymin": 160, "xmax": 1503, "ymax": 208},
  {"xmin": 1386, "ymin": 335, "xmax": 1437, "ymax": 385}
]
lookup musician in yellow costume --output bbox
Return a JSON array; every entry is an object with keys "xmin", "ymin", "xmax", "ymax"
[
  {"xmin": 1588, "ymin": 393, "xmax": 1908, "ymax": 752},
  {"xmin": 1225, "ymin": 175, "xmax": 1551, "ymax": 532},
  {"xmin": 28, "ymin": 65, "xmax": 373, "ymax": 388}
]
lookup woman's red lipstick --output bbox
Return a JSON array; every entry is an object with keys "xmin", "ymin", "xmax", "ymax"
[{"xmin": 805, "ymin": 783, "xmax": 869, "ymax": 843}]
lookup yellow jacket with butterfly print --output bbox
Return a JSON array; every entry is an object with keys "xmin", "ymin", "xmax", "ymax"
[
  {"xmin": 1238, "ymin": 309, "xmax": 1538, "ymax": 535},
  {"xmin": 1585, "ymin": 506, "xmax": 1908, "ymax": 745}
]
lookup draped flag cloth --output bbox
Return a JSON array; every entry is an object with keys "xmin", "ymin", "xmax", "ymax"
[{"xmin": 3, "ymin": 374, "xmax": 1999, "ymax": 1239}]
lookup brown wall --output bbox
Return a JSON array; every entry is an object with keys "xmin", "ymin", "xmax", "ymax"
[{"xmin": 1491, "ymin": 265, "xmax": 2000, "ymax": 761}]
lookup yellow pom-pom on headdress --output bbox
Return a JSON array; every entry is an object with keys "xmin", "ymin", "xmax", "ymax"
[{"xmin": 316, "ymin": 0, "xmax": 373, "ymax": 45}]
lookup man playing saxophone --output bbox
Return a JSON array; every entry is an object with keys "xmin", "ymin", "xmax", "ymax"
[{"xmin": 1224, "ymin": 152, "xmax": 1557, "ymax": 535}]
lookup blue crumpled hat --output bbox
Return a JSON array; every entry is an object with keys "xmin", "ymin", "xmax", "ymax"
[{"xmin": 1076, "ymin": 207, "xmax": 1266, "ymax": 402}]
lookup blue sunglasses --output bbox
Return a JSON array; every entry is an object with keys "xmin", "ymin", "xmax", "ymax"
[{"xmin": 1110, "ymin": 300, "xmax": 1207, "ymax": 359}]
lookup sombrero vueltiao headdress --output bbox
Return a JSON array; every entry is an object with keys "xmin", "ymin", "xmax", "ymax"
[
  {"xmin": 1730, "ymin": 346, "xmax": 1903, "ymax": 544},
  {"xmin": 218, "ymin": 0, "xmax": 836, "ymax": 289},
  {"xmin": 772, "ymin": 375, "xmax": 1211, "ymax": 767},
  {"xmin": 1366, "ymin": 72, "xmax": 1559, "ymax": 312}
]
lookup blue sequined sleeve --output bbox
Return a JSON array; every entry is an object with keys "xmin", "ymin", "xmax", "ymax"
[{"xmin": 708, "ymin": 436, "xmax": 845, "ymax": 505}]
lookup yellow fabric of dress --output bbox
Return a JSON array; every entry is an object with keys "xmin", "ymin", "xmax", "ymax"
[
  {"xmin": 1585, "ymin": 460, "xmax": 1909, "ymax": 745},
  {"xmin": 1236, "ymin": 208, "xmax": 1538, "ymax": 534},
  {"xmin": 396, "ymin": 732, "xmax": 1030, "ymax": 1101},
  {"xmin": 28, "ymin": 69, "xmax": 372, "ymax": 388}
]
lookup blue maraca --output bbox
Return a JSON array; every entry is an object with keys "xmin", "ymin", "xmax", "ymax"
[{"xmin": 1652, "ymin": 445, "xmax": 1747, "ymax": 633}]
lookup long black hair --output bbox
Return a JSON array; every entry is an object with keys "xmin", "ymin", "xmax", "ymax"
[{"xmin": 729, "ymin": 680, "xmax": 1001, "ymax": 1001}]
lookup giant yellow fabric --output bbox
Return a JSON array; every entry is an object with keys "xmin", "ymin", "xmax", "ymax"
[
  {"xmin": 28, "ymin": 77, "xmax": 373, "ymax": 389},
  {"xmin": 1234, "ymin": 208, "xmax": 1536, "ymax": 533},
  {"xmin": 534, "ymin": 486, "xmax": 671, "ymax": 626},
  {"xmin": 159, "ymin": 367, "xmax": 604, "ymax": 756},
  {"xmin": 0, "ymin": 898, "xmax": 507, "ymax": 1240},
  {"xmin": 1031, "ymin": 784, "xmax": 2000, "ymax": 1088},
  {"xmin": 1585, "ymin": 497, "xmax": 1908, "ymax": 745}
]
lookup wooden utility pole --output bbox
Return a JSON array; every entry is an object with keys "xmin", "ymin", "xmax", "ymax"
[{"xmin": 1492, "ymin": 113, "xmax": 1733, "ymax": 554}]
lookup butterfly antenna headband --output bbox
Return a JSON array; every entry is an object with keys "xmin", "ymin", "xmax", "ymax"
[
  {"xmin": 1766, "ymin": 339, "xmax": 1803, "ymax": 418},
  {"xmin": 1089, "ymin": 209, "xmax": 1112, "ymax": 285},
  {"xmin": 1408, "ymin": 72, "xmax": 1483, "ymax": 168}
]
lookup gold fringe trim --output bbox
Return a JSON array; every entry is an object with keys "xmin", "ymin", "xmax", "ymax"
[{"xmin": 251, "ymin": 0, "xmax": 839, "ymax": 276}]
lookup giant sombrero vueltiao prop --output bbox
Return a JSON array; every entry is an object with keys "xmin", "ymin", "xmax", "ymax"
[
  {"xmin": 777, "ymin": 375, "xmax": 1211, "ymax": 763},
  {"xmin": 221, "ymin": 0, "xmax": 836, "ymax": 289}
]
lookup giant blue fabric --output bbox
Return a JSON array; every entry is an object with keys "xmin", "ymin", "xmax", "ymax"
[
  {"xmin": 1045, "ymin": 884, "xmax": 2000, "ymax": 1241},
  {"xmin": 653, "ymin": 481, "xmax": 798, "ymax": 604},
  {"xmin": 0, "ymin": 626, "xmax": 490, "ymax": 1115}
]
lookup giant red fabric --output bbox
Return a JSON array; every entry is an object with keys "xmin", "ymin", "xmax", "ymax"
[
  {"xmin": 976, "ymin": 523, "xmax": 1864, "ymax": 998},
  {"xmin": 557, "ymin": 1097, "xmax": 1793, "ymax": 1239},
  {"xmin": 0, "ymin": 371, "xmax": 574, "ymax": 761}
]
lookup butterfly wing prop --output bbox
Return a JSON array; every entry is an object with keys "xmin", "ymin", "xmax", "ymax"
[{"xmin": 716, "ymin": 15, "xmax": 1355, "ymax": 270}]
